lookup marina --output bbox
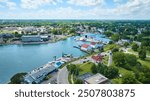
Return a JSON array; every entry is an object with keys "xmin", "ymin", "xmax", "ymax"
[
  {"xmin": 0, "ymin": 34, "xmax": 110, "ymax": 83},
  {"xmin": 24, "ymin": 56, "xmax": 72, "ymax": 84}
]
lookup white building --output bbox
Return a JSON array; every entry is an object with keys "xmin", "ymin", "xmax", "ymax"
[
  {"xmin": 0, "ymin": 37, "xmax": 3, "ymax": 43},
  {"xmin": 84, "ymin": 73, "xmax": 110, "ymax": 84},
  {"xmin": 21, "ymin": 35, "xmax": 42, "ymax": 42},
  {"xmin": 24, "ymin": 63, "xmax": 56, "ymax": 84}
]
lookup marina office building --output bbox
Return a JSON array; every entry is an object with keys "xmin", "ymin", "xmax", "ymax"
[{"xmin": 21, "ymin": 35, "xmax": 49, "ymax": 42}]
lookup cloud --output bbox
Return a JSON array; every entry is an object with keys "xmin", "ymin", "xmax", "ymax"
[
  {"xmin": 21, "ymin": 0, "xmax": 62, "ymax": 9},
  {"xmin": 6, "ymin": 2, "xmax": 16, "ymax": 10},
  {"xmin": 113, "ymin": 0, "xmax": 123, "ymax": 3},
  {"xmin": 114, "ymin": 0, "xmax": 150, "ymax": 14},
  {"xmin": 0, "ymin": 0, "xmax": 16, "ymax": 10},
  {"xmin": 67, "ymin": 0, "xmax": 104, "ymax": 6},
  {"xmin": 0, "ymin": 0, "xmax": 150, "ymax": 19}
]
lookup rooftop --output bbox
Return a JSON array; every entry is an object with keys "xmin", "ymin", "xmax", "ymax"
[
  {"xmin": 81, "ymin": 44, "xmax": 89, "ymax": 48},
  {"xmin": 85, "ymin": 73, "xmax": 109, "ymax": 84}
]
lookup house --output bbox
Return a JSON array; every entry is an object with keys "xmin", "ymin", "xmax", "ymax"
[
  {"xmin": 21, "ymin": 35, "xmax": 42, "ymax": 42},
  {"xmin": 90, "ymin": 42, "xmax": 104, "ymax": 49},
  {"xmin": 81, "ymin": 44, "xmax": 92, "ymax": 51},
  {"xmin": 133, "ymin": 41, "xmax": 141, "ymax": 46},
  {"xmin": 117, "ymin": 39, "xmax": 130, "ymax": 45},
  {"xmin": 84, "ymin": 73, "xmax": 111, "ymax": 84},
  {"xmin": 90, "ymin": 42, "xmax": 97, "ymax": 48},
  {"xmin": 91, "ymin": 54, "xmax": 103, "ymax": 63}
]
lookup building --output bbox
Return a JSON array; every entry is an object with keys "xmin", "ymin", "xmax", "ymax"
[
  {"xmin": 91, "ymin": 54, "xmax": 103, "ymax": 63},
  {"xmin": 84, "ymin": 73, "xmax": 110, "ymax": 84},
  {"xmin": 133, "ymin": 41, "xmax": 141, "ymax": 46},
  {"xmin": 78, "ymin": 73, "xmax": 93, "ymax": 81},
  {"xmin": 21, "ymin": 35, "xmax": 42, "ymax": 42},
  {"xmin": 41, "ymin": 35, "xmax": 49, "ymax": 41},
  {"xmin": 0, "ymin": 37, "xmax": 3, "ymax": 43},
  {"xmin": 24, "ymin": 62, "xmax": 57, "ymax": 84},
  {"xmin": 81, "ymin": 44, "xmax": 92, "ymax": 51},
  {"xmin": 90, "ymin": 42, "xmax": 104, "ymax": 49},
  {"xmin": 90, "ymin": 42, "xmax": 97, "ymax": 48},
  {"xmin": 117, "ymin": 39, "xmax": 130, "ymax": 45}
]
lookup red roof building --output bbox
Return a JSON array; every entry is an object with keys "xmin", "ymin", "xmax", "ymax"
[
  {"xmin": 81, "ymin": 44, "xmax": 92, "ymax": 51},
  {"xmin": 92, "ymin": 55, "xmax": 103, "ymax": 63},
  {"xmin": 91, "ymin": 42, "xmax": 97, "ymax": 45},
  {"xmin": 82, "ymin": 44, "xmax": 89, "ymax": 48}
]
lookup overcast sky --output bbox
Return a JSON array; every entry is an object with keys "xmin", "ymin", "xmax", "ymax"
[{"xmin": 0, "ymin": 0, "xmax": 150, "ymax": 19}]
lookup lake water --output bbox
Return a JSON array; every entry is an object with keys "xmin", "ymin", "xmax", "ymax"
[
  {"xmin": 0, "ymin": 33, "xmax": 110, "ymax": 84},
  {"xmin": 0, "ymin": 37, "xmax": 86, "ymax": 83}
]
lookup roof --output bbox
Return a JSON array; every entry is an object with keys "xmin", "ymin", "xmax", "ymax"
[
  {"xmin": 85, "ymin": 73, "xmax": 109, "ymax": 84},
  {"xmin": 91, "ymin": 42, "xmax": 97, "ymax": 45},
  {"xmin": 78, "ymin": 73, "xmax": 93, "ymax": 80},
  {"xmin": 24, "ymin": 63, "xmax": 56, "ymax": 84},
  {"xmin": 92, "ymin": 55, "xmax": 103, "ymax": 62},
  {"xmin": 81, "ymin": 44, "xmax": 89, "ymax": 48},
  {"xmin": 22, "ymin": 35, "xmax": 41, "ymax": 38}
]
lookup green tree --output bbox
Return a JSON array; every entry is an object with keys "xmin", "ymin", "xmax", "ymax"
[
  {"xmin": 124, "ymin": 42, "xmax": 129, "ymax": 48},
  {"xmin": 74, "ymin": 79, "xmax": 83, "ymax": 84},
  {"xmin": 132, "ymin": 43, "xmax": 139, "ymax": 51},
  {"xmin": 113, "ymin": 52, "xmax": 125, "ymax": 67},
  {"xmin": 97, "ymin": 63, "xmax": 107, "ymax": 75},
  {"xmin": 91, "ymin": 63, "xmax": 97, "ymax": 74},
  {"xmin": 138, "ymin": 49, "xmax": 146, "ymax": 60},
  {"xmin": 125, "ymin": 54, "xmax": 137, "ymax": 66},
  {"xmin": 75, "ymin": 68, "xmax": 79, "ymax": 76},
  {"xmin": 122, "ymin": 73, "xmax": 137, "ymax": 84},
  {"xmin": 10, "ymin": 72, "xmax": 27, "ymax": 84},
  {"xmin": 104, "ymin": 31, "xmax": 113, "ymax": 37},
  {"xmin": 141, "ymin": 67, "xmax": 150, "ymax": 84},
  {"xmin": 111, "ymin": 34, "xmax": 120, "ymax": 42},
  {"xmin": 112, "ymin": 47, "xmax": 119, "ymax": 53},
  {"xmin": 105, "ymin": 67, "xmax": 119, "ymax": 79}
]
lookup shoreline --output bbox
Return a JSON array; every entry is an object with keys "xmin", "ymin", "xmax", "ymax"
[{"xmin": 0, "ymin": 36, "xmax": 71, "ymax": 46}]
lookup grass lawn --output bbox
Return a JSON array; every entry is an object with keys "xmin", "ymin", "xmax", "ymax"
[
  {"xmin": 103, "ymin": 56, "xmax": 109, "ymax": 65},
  {"xmin": 111, "ymin": 67, "xmax": 134, "ymax": 84},
  {"xmin": 128, "ymin": 48, "xmax": 150, "ymax": 57},
  {"xmin": 104, "ymin": 44, "xmax": 120, "ymax": 51},
  {"xmin": 118, "ymin": 67, "xmax": 134, "ymax": 75},
  {"xmin": 112, "ymin": 78, "xmax": 122, "ymax": 84},
  {"xmin": 76, "ymin": 62, "xmax": 94, "ymax": 75},
  {"xmin": 138, "ymin": 57, "xmax": 150, "ymax": 68},
  {"xmin": 128, "ymin": 48, "xmax": 138, "ymax": 55}
]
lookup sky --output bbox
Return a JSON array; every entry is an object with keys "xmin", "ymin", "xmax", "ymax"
[{"xmin": 0, "ymin": 0, "xmax": 150, "ymax": 19}]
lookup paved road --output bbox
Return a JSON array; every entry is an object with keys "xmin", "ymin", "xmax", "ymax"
[
  {"xmin": 108, "ymin": 51, "xmax": 112, "ymax": 66},
  {"xmin": 56, "ymin": 52, "xmax": 108, "ymax": 84},
  {"xmin": 57, "ymin": 66, "xmax": 69, "ymax": 84}
]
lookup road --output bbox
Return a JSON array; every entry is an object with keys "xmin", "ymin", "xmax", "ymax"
[
  {"xmin": 57, "ymin": 66, "xmax": 69, "ymax": 84},
  {"xmin": 56, "ymin": 52, "xmax": 108, "ymax": 84},
  {"xmin": 108, "ymin": 51, "xmax": 112, "ymax": 66}
]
